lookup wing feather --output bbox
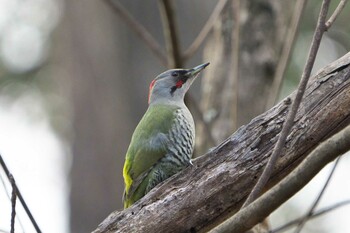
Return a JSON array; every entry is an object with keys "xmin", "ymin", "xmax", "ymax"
[{"xmin": 123, "ymin": 104, "xmax": 178, "ymax": 207}]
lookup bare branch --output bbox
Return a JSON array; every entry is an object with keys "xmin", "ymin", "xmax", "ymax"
[
  {"xmin": 158, "ymin": 0, "xmax": 182, "ymax": 68},
  {"xmin": 325, "ymin": 0, "xmax": 349, "ymax": 30},
  {"xmin": 265, "ymin": 0, "xmax": 307, "ymax": 109},
  {"xmin": 228, "ymin": 0, "xmax": 240, "ymax": 131},
  {"xmin": 0, "ymin": 154, "xmax": 42, "ymax": 233},
  {"xmin": 9, "ymin": 175, "xmax": 16, "ymax": 233},
  {"xmin": 270, "ymin": 200, "xmax": 350, "ymax": 233},
  {"xmin": 0, "ymin": 170, "xmax": 25, "ymax": 231},
  {"xmin": 183, "ymin": 0, "xmax": 229, "ymax": 61},
  {"xmin": 294, "ymin": 157, "xmax": 340, "ymax": 233},
  {"xmin": 242, "ymin": 0, "xmax": 331, "ymax": 208},
  {"xmin": 104, "ymin": 0, "xmax": 167, "ymax": 65},
  {"xmin": 208, "ymin": 124, "xmax": 350, "ymax": 233}
]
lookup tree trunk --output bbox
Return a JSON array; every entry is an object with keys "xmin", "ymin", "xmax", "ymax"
[
  {"xmin": 196, "ymin": 0, "xmax": 290, "ymax": 155},
  {"xmin": 58, "ymin": 1, "xmax": 135, "ymax": 232},
  {"xmin": 93, "ymin": 52, "xmax": 350, "ymax": 233}
]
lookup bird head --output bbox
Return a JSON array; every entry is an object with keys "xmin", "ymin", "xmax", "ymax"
[{"xmin": 148, "ymin": 62, "xmax": 209, "ymax": 105}]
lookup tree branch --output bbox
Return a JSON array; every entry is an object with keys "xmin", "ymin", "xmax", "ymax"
[
  {"xmin": 0, "ymin": 154, "xmax": 42, "ymax": 233},
  {"xmin": 242, "ymin": 0, "xmax": 331, "ymax": 208},
  {"xmin": 325, "ymin": 0, "xmax": 348, "ymax": 30},
  {"xmin": 183, "ymin": 0, "xmax": 229, "ymax": 61},
  {"xmin": 0, "ymin": 168, "xmax": 25, "ymax": 231},
  {"xmin": 270, "ymin": 200, "xmax": 350, "ymax": 233},
  {"xmin": 265, "ymin": 0, "xmax": 307, "ymax": 109},
  {"xmin": 9, "ymin": 175, "xmax": 16, "ymax": 233},
  {"xmin": 104, "ymin": 0, "xmax": 167, "ymax": 65},
  {"xmin": 294, "ymin": 157, "xmax": 340, "ymax": 233},
  {"xmin": 208, "ymin": 124, "xmax": 350, "ymax": 233},
  {"xmin": 229, "ymin": 0, "xmax": 240, "ymax": 131},
  {"xmin": 93, "ymin": 52, "xmax": 350, "ymax": 233},
  {"xmin": 158, "ymin": 0, "xmax": 182, "ymax": 68}
]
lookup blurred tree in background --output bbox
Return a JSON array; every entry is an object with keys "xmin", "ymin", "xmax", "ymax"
[{"xmin": 0, "ymin": 0, "xmax": 349, "ymax": 233}]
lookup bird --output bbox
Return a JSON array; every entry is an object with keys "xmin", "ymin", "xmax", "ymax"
[{"xmin": 122, "ymin": 62, "xmax": 209, "ymax": 208}]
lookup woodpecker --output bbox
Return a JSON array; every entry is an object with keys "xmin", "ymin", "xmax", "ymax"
[{"xmin": 122, "ymin": 63, "xmax": 209, "ymax": 208}]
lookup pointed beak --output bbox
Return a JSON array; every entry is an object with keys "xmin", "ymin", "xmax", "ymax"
[{"xmin": 188, "ymin": 62, "xmax": 210, "ymax": 77}]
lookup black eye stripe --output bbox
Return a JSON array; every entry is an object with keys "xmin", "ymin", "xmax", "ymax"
[{"xmin": 170, "ymin": 86, "xmax": 177, "ymax": 95}]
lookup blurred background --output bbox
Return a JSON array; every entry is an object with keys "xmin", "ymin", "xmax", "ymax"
[{"xmin": 0, "ymin": 0, "xmax": 349, "ymax": 233}]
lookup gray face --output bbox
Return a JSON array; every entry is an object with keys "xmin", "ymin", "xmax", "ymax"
[
  {"xmin": 148, "ymin": 63, "xmax": 209, "ymax": 105},
  {"xmin": 148, "ymin": 69, "xmax": 193, "ymax": 105}
]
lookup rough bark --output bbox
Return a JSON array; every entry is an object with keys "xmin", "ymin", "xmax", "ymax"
[
  {"xmin": 208, "ymin": 126, "xmax": 350, "ymax": 233},
  {"xmin": 93, "ymin": 53, "xmax": 350, "ymax": 233}
]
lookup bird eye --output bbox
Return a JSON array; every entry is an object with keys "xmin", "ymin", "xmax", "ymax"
[{"xmin": 172, "ymin": 71, "xmax": 179, "ymax": 77}]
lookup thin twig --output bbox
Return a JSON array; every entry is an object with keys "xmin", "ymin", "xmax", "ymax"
[
  {"xmin": 0, "ymin": 154, "xmax": 42, "ymax": 233},
  {"xmin": 208, "ymin": 124, "xmax": 350, "ymax": 233},
  {"xmin": 104, "ymin": 0, "xmax": 167, "ymax": 65},
  {"xmin": 325, "ymin": 0, "xmax": 348, "ymax": 30},
  {"xmin": 265, "ymin": 0, "xmax": 307, "ymax": 109},
  {"xmin": 183, "ymin": 0, "xmax": 229, "ymax": 61},
  {"xmin": 0, "ymin": 172, "xmax": 25, "ymax": 231},
  {"xmin": 242, "ymin": 0, "xmax": 331, "ymax": 208},
  {"xmin": 229, "ymin": 0, "xmax": 240, "ymax": 131},
  {"xmin": 158, "ymin": 0, "xmax": 182, "ymax": 68},
  {"xmin": 9, "ymin": 175, "xmax": 16, "ymax": 233},
  {"xmin": 294, "ymin": 157, "xmax": 340, "ymax": 233},
  {"xmin": 270, "ymin": 200, "xmax": 350, "ymax": 233}
]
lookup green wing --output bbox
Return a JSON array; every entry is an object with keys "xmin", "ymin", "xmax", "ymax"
[{"xmin": 123, "ymin": 104, "xmax": 178, "ymax": 208}]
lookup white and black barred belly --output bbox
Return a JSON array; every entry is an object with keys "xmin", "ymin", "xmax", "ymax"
[
  {"xmin": 166, "ymin": 108, "xmax": 195, "ymax": 166},
  {"xmin": 145, "ymin": 107, "xmax": 195, "ymax": 193}
]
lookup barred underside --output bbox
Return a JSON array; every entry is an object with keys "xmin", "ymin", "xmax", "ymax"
[
  {"xmin": 145, "ymin": 108, "xmax": 195, "ymax": 193},
  {"xmin": 168, "ymin": 108, "xmax": 194, "ymax": 164}
]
